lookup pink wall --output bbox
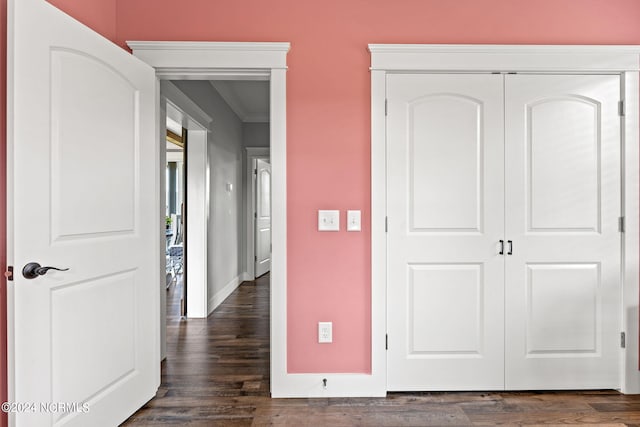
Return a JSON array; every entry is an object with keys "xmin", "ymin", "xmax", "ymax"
[
  {"xmin": 3, "ymin": 2, "xmax": 640, "ymax": 401},
  {"xmin": 114, "ymin": 0, "xmax": 640, "ymax": 374},
  {"xmin": 46, "ymin": 0, "xmax": 117, "ymax": 41}
]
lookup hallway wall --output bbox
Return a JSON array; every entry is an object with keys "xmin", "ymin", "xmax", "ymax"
[{"xmin": 172, "ymin": 81, "xmax": 245, "ymax": 313}]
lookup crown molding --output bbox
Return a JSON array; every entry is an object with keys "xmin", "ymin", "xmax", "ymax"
[
  {"xmin": 128, "ymin": 41, "xmax": 290, "ymax": 52},
  {"xmin": 368, "ymin": 44, "xmax": 640, "ymax": 72},
  {"xmin": 368, "ymin": 44, "xmax": 640, "ymax": 54},
  {"xmin": 209, "ymin": 81, "xmax": 247, "ymax": 122},
  {"xmin": 243, "ymin": 114, "xmax": 269, "ymax": 123},
  {"xmin": 128, "ymin": 41, "xmax": 290, "ymax": 72}
]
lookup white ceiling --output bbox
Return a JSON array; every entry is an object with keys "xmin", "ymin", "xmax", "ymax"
[{"xmin": 210, "ymin": 80, "xmax": 270, "ymax": 123}]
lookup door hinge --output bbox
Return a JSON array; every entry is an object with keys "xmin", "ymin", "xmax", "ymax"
[
  {"xmin": 619, "ymin": 216, "xmax": 625, "ymax": 233},
  {"xmin": 385, "ymin": 334, "xmax": 388, "ymax": 350},
  {"xmin": 254, "ymin": 212, "xmax": 257, "ymax": 219},
  {"xmin": 619, "ymin": 100, "xmax": 625, "ymax": 117},
  {"xmin": 254, "ymin": 169, "xmax": 257, "ymax": 176},
  {"xmin": 254, "ymin": 255, "xmax": 257, "ymax": 262},
  {"xmin": 385, "ymin": 217, "xmax": 388, "ymax": 233},
  {"xmin": 4, "ymin": 266, "xmax": 13, "ymax": 281},
  {"xmin": 385, "ymin": 99, "xmax": 388, "ymax": 116},
  {"xmin": 621, "ymin": 331, "xmax": 626, "ymax": 348}
]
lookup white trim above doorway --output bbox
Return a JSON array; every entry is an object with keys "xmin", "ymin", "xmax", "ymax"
[
  {"xmin": 370, "ymin": 44, "xmax": 640, "ymax": 394},
  {"xmin": 127, "ymin": 41, "xmax": 291, "ymax": 396}
]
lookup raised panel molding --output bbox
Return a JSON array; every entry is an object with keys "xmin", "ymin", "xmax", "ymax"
[
  {"xmin": 51, "ymin": 49, "xmax": 138, "ymax": 241},
  {"xmin": 408, "ymin": 264, "xmax": 483, "ymax": 356},
  {"xmin": 51, "ymin": 271, "xmax": 137, "ymax": 412},
  {"xmin": 527, "ymin": 96, "xmax": 601, "ymax": 233},
  {"xmin": 526, "ymin": 263, "xmax": 600, "ymax": 356},
  {"xmin": 408, "ymin": 94, "xmax": 483, "ymax": 233}
]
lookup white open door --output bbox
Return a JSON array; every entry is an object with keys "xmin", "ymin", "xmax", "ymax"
[
  {"xmin": 255, "ymin": 159, "xmax": 271, "ymax": 277},
  {"xmin": 8, "ymin": 0, "xmax": 159, "ymax": 425}
]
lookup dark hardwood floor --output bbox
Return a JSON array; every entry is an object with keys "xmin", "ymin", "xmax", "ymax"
[{"xmin": 123, "ymin": 275, "xmax": 640, "ymax": 426}]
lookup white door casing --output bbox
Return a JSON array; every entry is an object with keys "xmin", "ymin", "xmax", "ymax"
[
  {"xmin": 255, "ymin": 159, "xmax": 271, "ymax": 277},
  {"xmin": 386, "ymin": 74, "xmax": 506, "ymax": 390},
  {"xmin": 504, "ymin": 74, "xmax": 621, "ymax": 389},
  {"xmin": 8, "ymin": 0, "xmax": 159, "ymax": 425},
  {"xmin": 126, "ymin": 42, "xmax": 310, "ymax": 397},
  {"xmin": 371, "ymin": 45, "xmax": 640, "ymax": 395}
]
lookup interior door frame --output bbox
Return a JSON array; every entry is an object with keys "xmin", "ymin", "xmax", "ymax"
[
  {"xmin": 246, "ymin": 147, "xmax": 270, "ymax": 280},
  {"xmin": 369, "ymin": 44, "xmax": 640, "ymax": 394},
  {"xmin": 127, "ymin": 41, "xmax": 290, "ymax": 396}
]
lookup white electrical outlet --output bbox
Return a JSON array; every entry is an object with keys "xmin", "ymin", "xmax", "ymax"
[{"xmin": 318, "ymin": 322, "xmax": 332, "ymax": 343}]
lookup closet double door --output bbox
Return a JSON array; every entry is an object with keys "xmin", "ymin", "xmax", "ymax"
[{"xmin": 386, "ymin": 73, "xmax": 621, "ymax": 390}]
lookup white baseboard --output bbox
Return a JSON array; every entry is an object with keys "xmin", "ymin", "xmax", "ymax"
[
  {"xmin": 240, "ymin": 272, "xmax": 252, "ymax": 282},
  {"xmin": 208, "ymin": 275, "xmax": 242, "ymax": 315},
  {"xmin": 271, "ymin": 373, "xmax": 387, "ymax": 398}
]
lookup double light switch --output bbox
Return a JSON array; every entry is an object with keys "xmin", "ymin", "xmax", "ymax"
[{"xmin": 318, "ymin": 210, "xmax": 361, "ymax": 232}]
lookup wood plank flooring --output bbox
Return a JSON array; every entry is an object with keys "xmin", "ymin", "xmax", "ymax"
[{"xmin": 123, "ymin": 275, "xmax": 640, "ymax": 426}]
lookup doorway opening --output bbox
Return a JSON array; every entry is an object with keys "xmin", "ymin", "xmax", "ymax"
[
  {"xmin": 158, "ymin": 78, "xmax": 272, "ymax": 370},
  {"xmin": 165, "ymin": 114, "xmax": 186, "ymax": 315},
  {"xmin": 129, "ymin": 40, "xmax": 288, "ymax": 396}
]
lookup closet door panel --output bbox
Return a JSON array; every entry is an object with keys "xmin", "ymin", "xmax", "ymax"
[
  {"xmin": 386, "ymin": 74, "xmax": 505, "ymax": 391},
  {"xmin": 504, "ymin": 74, "xmax": 621, "ymax": 390}
]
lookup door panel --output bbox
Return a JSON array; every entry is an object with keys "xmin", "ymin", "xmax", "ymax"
[
  {"xmin": 51, "ymin": 50, "xmax": 138, "ymax": 239},
  {"xmin": 409, "ymin": 95, "xmax": 483, "ymax": 232},
  {"xmin": 504, "ymin": 74, "xmax": 620, "ymax": 389},
  {"xmin": 52, "ymin": 272, "xmax": 136, "ymax": 410},
  {"xmin": 527, "ymin": 96, "xmax": 601, "ymax": 232},
  {"xmin": 386, "ymin": 74, "xmax": 505, "ymax": 391},
  {"xmin": 255, "ymin": 159, "xmax": 271, "ymax": 277},
  {"xmin": 408, "ymin": 264, "xmax": 484, "ymax": 355},
  {"xmin": 525, "ymin": 263, "xmax": 599, "ymax": 354},
  {"xmin": 9, "ymin": 0, "xmax": 159, "ymax": 425}
]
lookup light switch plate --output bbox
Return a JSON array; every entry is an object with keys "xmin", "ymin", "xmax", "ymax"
[
  {"xmin": 347, "ymin": 210, "xmax": 361, "ymax": 231},
  {"xmin": 318, "ymin": 210, "xmax": 340, "ymax": 231}
]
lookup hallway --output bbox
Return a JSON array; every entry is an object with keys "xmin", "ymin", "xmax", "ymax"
[{"xmin": 123, "ymin": 275, "xmax": 640, "ymax": 426}]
